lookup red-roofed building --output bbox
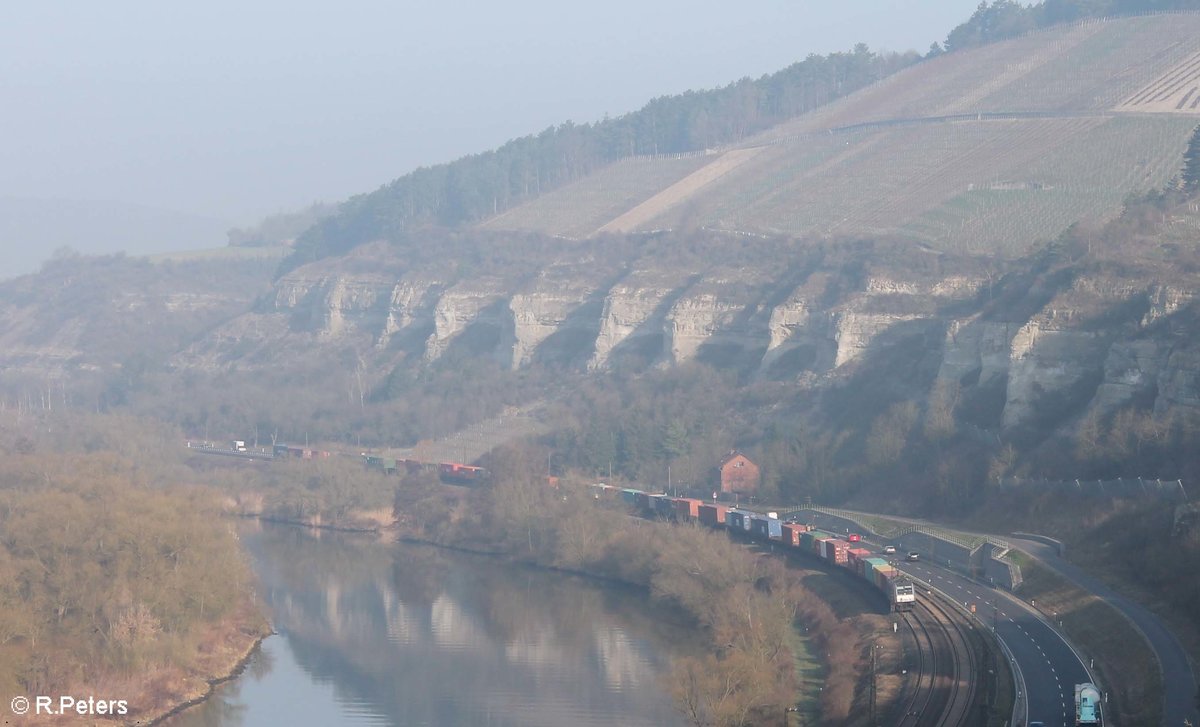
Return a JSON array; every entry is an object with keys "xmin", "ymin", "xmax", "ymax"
[{"xmin": 715, "ymin": 451, "xmax": 759, "ymax": 494}]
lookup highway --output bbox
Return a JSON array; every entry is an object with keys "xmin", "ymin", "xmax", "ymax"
[
  {"xmin": 899, "ymin": 560, "xmax": 1090, "ymax": 727},
  {"xmin": 784, "ymin": 509, "xmax": 1093, "ymax": 727},
  {"xmin": 1009, "ymin": 536, "xmax": 1200, "ymax": 727}
]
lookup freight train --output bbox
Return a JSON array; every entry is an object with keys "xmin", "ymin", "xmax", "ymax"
[
  {"xmin": 604, "ymin": 486, "xmax": 916, "ymax": 612},
  {"xmin": 361, "ymin": 454, "xmax": 489, "ymax": 484}
]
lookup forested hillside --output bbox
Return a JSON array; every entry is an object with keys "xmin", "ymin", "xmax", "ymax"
[
  {"xmin": 287, "ymin": 45, "xmax": 919, "ymax": 267},
  {"xmin": 942, "ymin": 0, "xmax": 1200, "ymax": 52}
]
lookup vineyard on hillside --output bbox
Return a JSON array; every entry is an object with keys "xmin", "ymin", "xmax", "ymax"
[
  {"xmin": 478, "ymin": 154, "xmax": 710, "ymax": 239},
  {"xmin": 482, "ymin": 14, "xmax": 1200, "ymax": 257},
  {"xmin": 650, "ymin": 115, "xmax": 1196, "ymax": 256},
  {"xmin": 754, "ymin": 14, "xmax": 1200, "ymax": 142}
]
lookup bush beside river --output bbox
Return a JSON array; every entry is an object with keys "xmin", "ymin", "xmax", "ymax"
[{"xmin": 0, "ymin": 415, "xmax": 268, "ymax": 724}]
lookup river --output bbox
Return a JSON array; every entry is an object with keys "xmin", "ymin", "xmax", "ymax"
[{"xmin": 167, "ymin": 521, "xmax": 698, "ymax": 726}]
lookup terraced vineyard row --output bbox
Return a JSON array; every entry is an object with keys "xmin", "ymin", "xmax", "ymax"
[
  {"xmin": 752, "ymin": 14, "xmax": 1200, "ymax": 144},
  {"xmin": 1119, "ymin": 49, "xmax": 1200, "ymax": 113}
]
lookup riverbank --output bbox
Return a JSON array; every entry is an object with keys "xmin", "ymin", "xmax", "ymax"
[{"xmin": 131, "ymin": 598, "xmax": 271, "ymax": 727}]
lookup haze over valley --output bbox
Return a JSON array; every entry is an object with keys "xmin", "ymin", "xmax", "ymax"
[{"xmin": 2, "ymin": 3, "xmax": 1200, "ymax": 727}]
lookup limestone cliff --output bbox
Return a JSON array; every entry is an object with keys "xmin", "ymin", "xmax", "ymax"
[
  {"xmin": 163, "ymin": 243, "xmax": 1200, "ymax": 444},
  {"xmin": 6, "ymin": 227, "xmax": 1200, "ymax": 452}
]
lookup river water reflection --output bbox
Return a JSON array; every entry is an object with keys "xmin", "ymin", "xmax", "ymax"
[{"xmin": 169, "ymin": 522, "xmax": 695, "ymax": 726}]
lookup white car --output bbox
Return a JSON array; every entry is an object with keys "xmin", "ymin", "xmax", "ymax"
[{"xmin": 882, "ymin": 545, "xmax": 896, "ymax": 554}]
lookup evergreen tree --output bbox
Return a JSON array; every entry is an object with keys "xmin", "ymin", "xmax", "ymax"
[{"xmin": 1183, "ymin": 124, "xmax": 1200, "ymax": 189}]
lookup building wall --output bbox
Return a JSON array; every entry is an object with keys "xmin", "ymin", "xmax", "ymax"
[{"xmin": 719, "ymin": 455, "xmax": 760, "ymax": 493}]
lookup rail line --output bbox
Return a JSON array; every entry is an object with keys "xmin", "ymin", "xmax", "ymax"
[{"xmin": 894, "ymin": 594, "xmax": 978, "ymax": 726}]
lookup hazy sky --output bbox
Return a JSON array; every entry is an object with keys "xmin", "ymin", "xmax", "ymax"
[{"xmin": 0, "ymin": 1, "xmax": 980, "ymax": 274}]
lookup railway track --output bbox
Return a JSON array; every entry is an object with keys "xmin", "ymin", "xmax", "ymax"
[{"xmin": 894, "ymin": 595, "xmax": 978, "ymax": 726}]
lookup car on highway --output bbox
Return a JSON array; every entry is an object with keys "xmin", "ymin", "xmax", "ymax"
[
  {"xmin": 882, "ymin": 545, "xmax": 896, "ymax": 554},
  {"xmin": 905, "ymin": 551, "xmax": 920, "ymax": 561}
]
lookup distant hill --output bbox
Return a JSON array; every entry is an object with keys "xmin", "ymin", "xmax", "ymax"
[
  {"xmin": 4, "ymin": 11, "xmax": 1200, "ymax": 504},
  {"xmin": 484, "ymin": 15, "xmax": 1200, "ymax": 256},
  {"xmin": 0, "ymin": 197, "xmax": 231, "ymax": 280},
  {"xmin": 288, "ymin": 45, "xmax": 922, "ymax": 267}
]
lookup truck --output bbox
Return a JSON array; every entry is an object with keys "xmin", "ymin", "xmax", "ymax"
[
  {"xmin": 1075, "ymin": 682, "xmax": 1102, "ymax": 725},
  {"xmin": 232, "ymin": 440, "xmax": 247, "ymax": 452}
]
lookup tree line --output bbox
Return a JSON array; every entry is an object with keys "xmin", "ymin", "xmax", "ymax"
[
  {"xmin": 941, "ymin": 0, "xmax": 1200, "ymax": 53},
  {"xmin": 0, "ymin": 412, "xmax": 263, "ymax": 719},
  {"xmin": 286, "ymin": 45, "xmax": 920, "ymax": 268}
]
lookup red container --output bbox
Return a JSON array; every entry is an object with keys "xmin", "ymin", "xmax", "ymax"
[
  {"xmin": 698, "ymin": 504, "xmax": 728, "ymax": 527},
  {"xmin": 829, "ymin": 540, "xmax": 850, "ymax": 565},
  {"xmin": 674, "ymin": 498, "xmax": 702, "ymax": 520},
  {"xmin": 783, "ymin": 524, "xmax": 805, "ymax": 547},
  {"xmin": 848, "ymin": 548, "xmax": 871, "ymax": 575}
]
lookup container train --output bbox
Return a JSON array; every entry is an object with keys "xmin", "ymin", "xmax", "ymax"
[
  {"xmin": 606, "ymin": 486, "xmax": 916, "ymax": 612},
  {"xmin": 361, "ymin": 454, "xmax": 489, "ymax": 484}
]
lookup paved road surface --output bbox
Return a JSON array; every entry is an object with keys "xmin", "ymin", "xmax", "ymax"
[
  {"xmin": 1010, "ymin": 536, "xmax": 1200, "ymax": 727},
  {"xmin": 900, "ymin": 560, "xmax": 1090, "ymax": 727},
  {"xmin": 785, "ymin": 509, "xmax": 1092, "ymax": 727}
]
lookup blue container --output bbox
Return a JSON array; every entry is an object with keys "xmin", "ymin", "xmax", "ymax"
[{"xmin": 766, "ymin": 517, "xmax": 783, "ymax": 540}]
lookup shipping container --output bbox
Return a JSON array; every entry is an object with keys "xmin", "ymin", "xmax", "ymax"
[
  {"xmin": 652, "ymin": 495, "xmax": 675, "ymax": 519},
  {"xmin": 621, "ymin": 488, "xmax": 640, "ymax": 505},
  {"xmin": 698, "ymin": 504, "xmax": 728, "ymax": 527},
  {"xmin": 826, "ymin": 540, "xmax": 850, "ymax": 564},
  {"xmin": 783, "ymin": 524, "xmax": 805, "ymax": 547},
  {"xmin": 810, "ymin": 531, "xmax": 836, "ymax": 554},
  {"xmin": 766, "ymin": 517, "xmax": 783, "ymax": 540},
  {"xmin": 816, "ymin": 538, "xmax": 832, "ymax": 560},
  {"xmin": 864, "ymin": 557, "xmax": 890, "ymax": 584},
  {"xmin": 750, "ymin": 516, "xmax": 771, "ymax": 539},
  {"xmin": 673, "ymin": 498, "xmax": 702, "ymax": 521},
  {"xmin": 634, "ymin": 491, "xmax": 651, "ymax": 512},
  {"xmin": 727, "ymin": 509, "xmax": 753, "ymax": 532}
]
